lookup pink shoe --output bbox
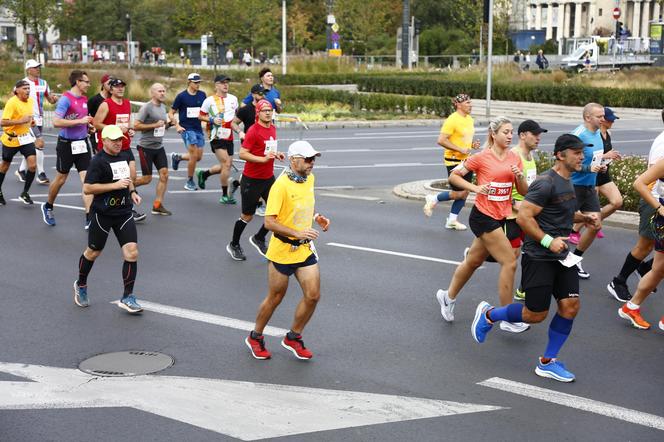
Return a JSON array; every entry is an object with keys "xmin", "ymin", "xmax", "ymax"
[
  {"xmin": 568, "ymin": 232, "xmax": 581, "ymax": 245},
  {"xmin": 596, "ymin": 229, "xmax": 604, "ymax": 239}
]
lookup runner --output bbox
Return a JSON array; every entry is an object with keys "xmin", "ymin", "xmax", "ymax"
[
  {"xmin": 470, "ymin": 134, "xmax": 597, "ymax": 383},
  {"xmin": 87, "ymin": 74, "xmax": 112, "ymax": 148},
  {"xmin": 16, "ymin": 59, "xmax": 57, "ymax": 185},
  {"xmin": 134, "ymin": 83, "xmax": 172, "ymax": 216},
  {"xmin": 93, "ymin": 78, "xmax": 145, "ymax": 222},
  {"xmin": 242, "ymin": 68, "xmax": 282, "ymax": 113},
  {"xmin": 618, "ymin": 160, "xmax": 664, "ymax": 331},
  {"xmin": 423, "ymin": 94, "xmax": 480, "ymax": 230},
  {"xmin": 607, "ymin": 109, "xmax": 664, "ymax": 302},
  {"xmin": 566, "ymin": 103, "xmax": 606, "ymax": 279},
  {"xmin": 594, "ymin": 107, "xmax": 623, "ymax": 237},
  {"xmin": 226, "ymin": 99, "xmax": 284, "ymax": 261},
  {"xmin": 195, "ymin": 74, "xmax": 239, "ymax": 203},
  {"xmin": 435, "ymin": 117, "xmax": 529, "ymax": 332},
  {"xmin": 73, "ymin": 125, "xmax": 143, "ymax": 314},
  {"xmin": 0, "ymin": 80, "xmax": 37, "ymax": 205},
  {"xmin": 245, "ymin": 140, "xmax": 330, "ymax": 360},
  {"xmin": 40, "ymin": 70, "xmax": 94, "ymax": 227},
  {"xmin": 169, "ymin": 73, "xmax": 207, "ymax": 191}
]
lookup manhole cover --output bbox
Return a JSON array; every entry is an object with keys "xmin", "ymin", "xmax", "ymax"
[{"xmin": 79, "ymin": 351, "xmax": 174, "ymax": 377}]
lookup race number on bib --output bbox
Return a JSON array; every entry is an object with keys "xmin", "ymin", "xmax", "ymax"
[
  {"xmin": 110, "ymin": 161, "xmax": 130, "ymax": 180},
  {"xmin": 186, "ymin": 107, "xmax": 200, "ymax": 118},
  {"xmin": 590, "ymin": 149, "xmax": 604, "ymax": 169},
  {"xmin": 526, "ymin": 169, "xmax": 537, "ymax": 185},
  {"xmin": 18, "ymin": 132, "xmax": 36, "ymax": 145},
  {"xmin": 217, "ymin": 128, "xmax": 231, "ymax": 139},
  {"xmin": 264, "ymin": 137, "xmax": 278, "ymax": 155},
  {"xmin": 487, "ymin": 181, "xmax": 512, "ymax": 201},
  {"xmin": 71, "ymin": 140, "xmax": 88, "ymax": 155},
  {"xmin": 153, "ymin": 126, "xmax": 165, "ymax": 137},
  {"xmin": 115, "ymin": 114, "xmax": 130, "ymax": 129},
  {"xmin": 34, "ymin": 116, "xmax": 43, "ymax": 127}
]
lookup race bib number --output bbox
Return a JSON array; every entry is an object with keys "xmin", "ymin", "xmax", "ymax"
[
  {"xmin": 559, "ymin": 253, "xmax": 583, "ymax": 268},
  {"xmin": 526, "ymin": 168, "xmax": 537, "ymax": 185},
  {"xmin": 153, "ymin": 126, "xmax": 165, "ymax": 137},
  {"xmin": 34, "ymin": 115, "xmax": 43, "ymax": 126},
  {"xmin": 264, "ymin": 137, "xmax": 278, "ymax": 155},
  {"xmin": 35, "ymin": 85, "xmax": 47, "ymax": 93},
  {"xmin": 18, "ymin": 132, "xmax": 35, "ymax": 145},
  {"xmin": 590, "ymin": 149, "xmax": 604, "ymax": 169},
  {"xmin": 217, "ymin": 128, "xmax": 231, "ymax": 139},
  {"xmin": 71, "ymin": 140, "xmax": 88, "ymax": 155},
  {"xmin": 186, "ymin": 107, "xmax": 200, "ymax": 118},
  {"xmin": 115, "ymin": 113, "xmax": 130, "ymax": 129},
  {"xmin": 487, "ymin": 181, "xmax": 512, "ymax": 201},
  {"xmin": 110, "ymin": 161, "xmax": 130, "ymax": 180}
]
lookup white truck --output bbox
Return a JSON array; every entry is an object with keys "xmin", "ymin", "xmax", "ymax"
[{"xmin": 561, "ymin": 37, "xmax": 653, "ymax": 71}]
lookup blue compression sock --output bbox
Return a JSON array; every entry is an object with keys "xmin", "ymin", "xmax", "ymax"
[
  {"xmin": 487, "ymin": 303, "xmax": 523, "ymax": 323},
  {"xmin": 436, "ymin": 191, "xmax": 451, "ymax": 202},
  {"xmin": 451, "ymin": 198, "xmax": 466, "ymax": 215},
  {"xmin": 544, "ymin": 314, "xmax": 574, "ymax": 359}
]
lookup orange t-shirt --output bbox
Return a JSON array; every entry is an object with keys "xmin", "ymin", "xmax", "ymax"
[{"xmin": 463, "ymin": 148, "xmax": 522, "ymax": 220}]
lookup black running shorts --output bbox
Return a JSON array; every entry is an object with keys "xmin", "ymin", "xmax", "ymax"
[
  {"xmin": 469, "ymin": 205, "xmax": 506, "ymax": 238},
  {"xmin": 240, "ymin": 175, "xmax": 274, "ymax": 216},
  {"xmin": 88, "ymin": 212, "xmax": 137, "ymax": 251},
  {"xmin": 2, "ymin": 143, "xmax": 35, "ymax": 162},
  {"xmin": 521, "ymin": 254, "xmax": 580, "ymax": 313},
  {"xmin": 211, "ymin": 139, "xmax": 234, "ymax": 156},
  {"xmin": 446, "ymin": 164, "xmax": 473, "ymax": 191},
  {"xmin": 271, "ymin": 253, "xmax": 318, "ymax": 276},
  {"xmin": 56, "ymin": 137, "xmax": 92, "ymax": 173},
  {"xmin": 137, "ymin": 146, "xmax": 168, "ymax": 176}
]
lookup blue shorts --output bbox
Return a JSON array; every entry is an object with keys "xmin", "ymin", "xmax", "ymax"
[
  {"xmin": 271, "ymin": 253, "xmax": 318, "ymax": 276},
  {"xmin": 181, "ymin": 130, "xmax": 205, "ymax": 148}
]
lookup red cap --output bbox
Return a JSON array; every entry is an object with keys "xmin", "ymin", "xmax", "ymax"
[
  {"xmin": 255, "ymin": 99, "xmax": 273, "ymax": 123},
  {"xmin": 100, "ymin": 74, "xmax": 111, "ymax": 84}
]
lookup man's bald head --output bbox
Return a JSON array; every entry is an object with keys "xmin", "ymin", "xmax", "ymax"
[
  {"xmin": 150, "ymin": 83, "xmax": 166, "ymax": 102},
  {"xmin": 582, "ymin": 102, "xmax": 604, "ymax": 131}
]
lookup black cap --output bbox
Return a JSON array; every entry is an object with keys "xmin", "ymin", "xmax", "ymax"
[
  {"xmin": 554, "ymin": 134, "xmax": 591, "ymax": 153},
  {"xmin": 518, "ymin": 119, "xmax": 548, "ymax": 135},
  {"xmin": 250, "ymin": 83, "xmax": 265, "ymax": 94},
  {"xmin": 214, "ymin": 74, "xmax": 231, "ymax": 83},
  {"xmin": 604, "ymin": 107, "xmax": 619, "ymax": 122},
  {"xmin": 109, "ymin": 78, "xmax": 126, "ymax": 87}
]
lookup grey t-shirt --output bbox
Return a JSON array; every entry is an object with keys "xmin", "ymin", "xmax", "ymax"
[
  {"xmin": 137, "ymin": 102, "xmax": 168, "ymax": 149},
  {"xmin": 522, "ymin": 169, "xmax": 577, "ymax": 260}
]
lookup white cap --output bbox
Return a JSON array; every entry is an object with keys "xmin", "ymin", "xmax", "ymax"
[
  {"xmin": 25, "ymin": 59, "xmax": 41, "ymax": 69},
  {"xmin": 287, "ymin": 141, "xmax": 320, "ymax": 158},
  {"xmin": 187, "ymin": 73, "xmax": 202, "ymax": 82}
]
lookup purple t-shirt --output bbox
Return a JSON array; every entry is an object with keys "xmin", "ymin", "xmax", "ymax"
[{"xmin": 55, "ymin": 91, "xmax": 89, "ymax": 140}]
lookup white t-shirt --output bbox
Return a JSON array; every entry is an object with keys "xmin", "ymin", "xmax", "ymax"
[
  {"xmin": 648, "ymin": 130, "xmax": 664, "ymax": 198},
  {"xmin": 200, "ymin": 93, "xmax": 239, "ymax": 140}
]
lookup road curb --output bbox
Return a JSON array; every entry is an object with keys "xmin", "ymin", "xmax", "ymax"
[{"xmin": 393, "ymin": 179, "xmax": 640, "ymax": 230}]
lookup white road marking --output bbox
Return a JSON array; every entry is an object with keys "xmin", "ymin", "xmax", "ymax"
[
  {"xmin": 479, "ymin": 377, "xmax": 664, "ymax": 431},
  {"xmin": 120, "ymin": 300, "xmax": 288, "ymax": 337},
  {"xmin": 327, "ymin": 242, "xmax": 465, "ymax": 266},
  {"xmin": 319, "ymin": 193, "xmax": 380, "ymax": 201},
  {"xmin": 11, "ymin": 199, "xmax": 85, "ymax": 211},
  {"xmin": 316, "ymin": 162, "xmax": 438, "ymax": 169},
  {"xmin": 0, "ymin": 362, "xmax": 504, "ymax": 440},
  {"xmin": 168, "ymin": 189, "xmax": 227, "ymax": 194}
]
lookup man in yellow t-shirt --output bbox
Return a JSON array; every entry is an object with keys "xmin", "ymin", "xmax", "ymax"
[
  {"xmin": 422, "ymin": 93, "xmax": 480, "ymax": 230},
  {"xmin": 245, "ymin": 140, "xmax": 330, "ymax": 361},
  {"xmin": 0, "ymin": 80, "xmax": 37, "ymax": 205}
]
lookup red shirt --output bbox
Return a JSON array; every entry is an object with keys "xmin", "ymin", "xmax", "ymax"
[
  {"xmin": 241, "ymin": 123, "xmax": 277, "ymax": 179},
  {"xmin": 97, "ymin": 98, "xmax": 131, "ymax": 151}
]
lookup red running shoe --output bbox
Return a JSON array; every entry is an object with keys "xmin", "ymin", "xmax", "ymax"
[
  {"xmin": 245, "ymin": 334, "xmax": 271, "ymax": 359},
  {"xmin": 281, "ymin": 334, "xmax": 313, "ymax": 360}
]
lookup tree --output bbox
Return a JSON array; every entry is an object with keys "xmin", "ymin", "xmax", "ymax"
[
  {"xmin": 2, "ymin": 0, "xmax": 57, "ymax": 61},
  {"xmin": 333, "ymin": 0, "xmax": 401, "ymax": 55}
]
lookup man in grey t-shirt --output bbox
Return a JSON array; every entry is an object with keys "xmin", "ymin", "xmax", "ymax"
[{"xmin": 134, "ymin": 83, "xmax": 172, "ymax": 215}]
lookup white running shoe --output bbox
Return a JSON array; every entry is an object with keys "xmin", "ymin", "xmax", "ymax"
[
  {"xmin": 499, "ymin": 321, "xmax": 530, "ymax": 333},
  {"xmin": 436, "ymin": 289, "xmax": 455, "ymax": 322},
  {"xmin": 423, "ymin": 194, "xmax": 437, "ymax": 217},
  {"xmin": 445, "ymin": 219, "xmax": 468, "ymax": 231}
]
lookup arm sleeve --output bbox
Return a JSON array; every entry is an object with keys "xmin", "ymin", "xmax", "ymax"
[
  {"xmin": 54, "ymin": 96, "xmax": 71, "ymax": 118},
  {"xmin": 524, "ymin": 177, "xmax": 552, "ymax": 208}
]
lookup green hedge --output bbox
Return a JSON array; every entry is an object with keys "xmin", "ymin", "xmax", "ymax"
[{"xmin": 356, "ymin": 76, "xmax": 664, "ymax": 109}]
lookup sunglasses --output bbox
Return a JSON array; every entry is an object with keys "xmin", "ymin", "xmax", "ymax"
[{"xmin": 293, "ymin": 155, "xmax": 316, "ymax": 163}]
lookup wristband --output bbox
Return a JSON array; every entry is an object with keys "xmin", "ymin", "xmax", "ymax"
[
  {"xmin": 313, "ymin": 213, "xmax": 320, "ymax": 221},
  {"xmin": 130, "ymin": 189, "xmax": 138, "ymax": 195},
  {"xmin": 540, "ymin": 234, "xmax": 554, "ymax": 249}
]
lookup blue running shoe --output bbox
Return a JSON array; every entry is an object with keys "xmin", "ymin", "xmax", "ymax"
[
  {"xmin": 535, "ymin": 358, "xmax": 576, "ymax": 383},
  {"xmin": 41, "ymin": 202, "xmax": 55, "ymax": 226},
  {"xmin": 73, "ymin": 280, "xmax": 89, "ymax": 308},
  {"xmin": 184, "ymin": 179, "xmax": 197, "ymax": 191},
  {"xmin": 170, "ymin": 152, "xmax": 181, "ymax": 171},
  {"xmin": 118, "ymin": 295, "xmax": 143, "ymax": 314},
  {"xmin": 471, "ymin": 301, "xmax": 493, "ymax": 343}
]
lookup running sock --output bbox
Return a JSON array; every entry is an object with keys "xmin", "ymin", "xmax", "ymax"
[
  {"xmin": 436, "ymin": 191, "xmax": 451, "ymax": 202},
  {"xmin": 36, "ymin": 149, "xmax": 45, "ymax": 174},
  {"xmin": 202, "ymin": 170, "xmax": 211, "ymax": 180},
  {"xmin": 637, "ymin": 258, "xmax": 653, "ymax": 277},
  {"xmin": 543, "ymin": 314, "xmax": 574, "ymax": 359},
  {"xmin": 122, "ymin": 260, "xmax": 137, "ymax": 297},
  {"xmin": 572, "ymin": 248, "xmax": 584, "ymax": 257},
  {"xmin": 153, "ymin": 200, "xmax": 161, "ymax": 209},
  {"xmin": 0, "ymin": 171, "xmax": 5, "ymax": 187},
  {"xmin": 616, "ymin": 252, "xmax": 642, "ymax": 283},
  {"xmin": 255, "ymin": 225, "xmax": 269, "ymax": 241},
  {"xmin": 286, "ymin": 330, "xmax": 301, "ymax": 340},
  {"xmin": 626, "ymin": 301, "xmax": 640, "ymax": 310},
  {"xmin": 250, "ymin": 330, "xmax": 262, "ymax": 339},
  {"xmin": 78, "ymin": 255, "xmax": 94, "ymax": 286},
  {"xmin": 450, "ymin": 198, "xmax": 466, "ymax": 215},
  {"xmin": 44, "ymin": 202, "xmax": 53, "ymax": 210},
  {"xmin": 231, "ymin": 218, "xmax": 248, "ymax": 245},
  {"xmin": 188, "ymin": 176, "xmax": 193, "ymax": 181},
  {"xmin": 222, "ymin": 186, "xmax": 228, "ymax": 197},
  {"xmin": 488, "ymin": 303, "xmax": 523, "ymax": 323},
  {"xmin": 23, "ymin": 170, "xmax": 35, "ymax": 192}
]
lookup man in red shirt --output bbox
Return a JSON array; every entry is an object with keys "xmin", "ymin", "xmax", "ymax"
[{"xmin": 226, "ymin": 99, "xmax": 284, "ymax": 261}]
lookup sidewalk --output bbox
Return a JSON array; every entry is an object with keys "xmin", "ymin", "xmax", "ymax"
[{"xmin": 392, "ymin": 179, "xmax": 639, "ymax": 230}]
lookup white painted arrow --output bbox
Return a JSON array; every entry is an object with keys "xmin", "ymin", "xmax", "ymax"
[{"xmin": 0, "ymin": 362, "xmax": 504, "ymax": 440}]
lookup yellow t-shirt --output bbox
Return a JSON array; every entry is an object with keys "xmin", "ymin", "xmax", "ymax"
[
  {"xmin": 440, "ymin": 111, "xmax": 474, "ymax": 166},
  {"xmin": 1, "ymin": 96, "xmax": 35, "ymax": 148},
  {"xmin": 265, "ymin": 173, "xmax": 316, "ymax": 264}
]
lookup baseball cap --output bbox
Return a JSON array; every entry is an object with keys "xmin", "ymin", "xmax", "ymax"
[
  {"xmin": 250, "ymin": 83, "xmax": 265, "ymax": 94},
  {"xmin": 604, "ymin": 107, "xmax": 619, "ymax": 122},
  {"xmin": 554, "ymin": 134, "xmax": 591, "ymax": 153},
  {"xmin": 109, "ymin": 78, "xmax": 126, "ymax": 87},
  {"xmin": 287, "ymin": 141, "xmax": 321, "ymax": 158},
  {"xmin": 214, "ymin": 74, "xmax": 231, "ymax": 83},
  {"xmin": 100, "ymin": 74, "xmax": 112, "ymax": 84},
  {"xmin": 101, "ymin": 125, "xmax": 126, "ymax": 140},
  {"xmin": 25, "ymin": 59, "xmax": 41, "ymax": 69},
  {"xmin": 187, "ymin": 73, "xmax": 202, "ymax": 82},
  {"xmin": 453, "ymin": 93, "xmax": 471, "ymax": 104},
  {"xmin": 518, "ymin": 119, "xmax": 548, "ymax": 135}
]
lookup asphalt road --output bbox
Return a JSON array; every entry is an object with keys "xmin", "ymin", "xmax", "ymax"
[{"xmin": 1, "ymin": 121, "xmax": 663, "ymax": 441}]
